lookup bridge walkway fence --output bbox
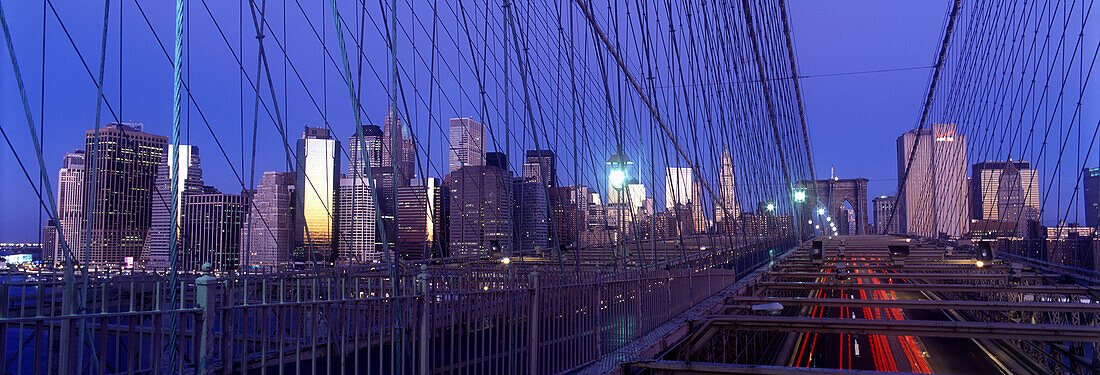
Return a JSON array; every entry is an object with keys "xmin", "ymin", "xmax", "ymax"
[{"xmin": 0, "ymin": 236, "xmax": 795, "ymax": 374}]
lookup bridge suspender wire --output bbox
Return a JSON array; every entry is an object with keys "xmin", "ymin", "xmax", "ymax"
[
  {"xmin": 0, "ymin": 1, "xmax": 108, "ymax": 371},
  {"xmin": 571, "ymin": 0, "xmax": 740, "ymax": 242},
  {"xmin": 164, "ymin": 0, "xmax": 187, "ymax": 369}
]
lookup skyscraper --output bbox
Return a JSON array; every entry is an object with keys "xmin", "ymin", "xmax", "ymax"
[
  {"xmin": 180, "ymin": 189, "xmax": 246, "ymax": 272},
  {"xmin": 144, "ymin": 145, "xmax": 204, "ymax": 269},
  {"xmin": 873, "ymin": 195, "xmax": 900, "ymax": 234},
  {"xmin": 896, "ymin": 123, "xmax": 968, "ymax": 238},
  {"xmin": 665, "ymin": 167, "xmax": 706, "ymax": 234},
  {"xmin": 513, "ymin": 177, "xmax": 549, "ymax": 253},
  {"xmin": 240, "ymin": 171, "xmax": 295, "ymax": 271},
  {"xmin": 549, "ymin": 186, "xmax": 578, "ymax": 250},
  {"xmin": 396, "ymin": 178, "xmax": 441, "ymax": 260},
  {"xmin": 296, "ymin": 127, "xmax": 340, "ymax": 263},
  {"xmin": 42, "ymin": 220, "xmax": 58, "ymax": 267},
  {"xmin": 448, "ymin": 117, "xmax": 485, "ymax": 175},
  {"xmin": 524, "ymin": 150, "xmax": 556, "ymax": 188},
  {"xmin": 972, "ymin": 161, "xmax": 1040, "ymax": 222},
  {"xmin": 446, "ymin": 165, "xmax": 513, "ymax": 257},
  {"xmin": 54, "ymin": 150, "xmax": 85, "ymax": 267},
  {"xmin": 347, "ymin": 124, "xmax": 384, "ymax": 176},
  {"xmin": 383, "ymin": 107, "xmax": 416, "ymax": 185},
  {"xmin": 715, "ymin": 148, "xmax": 741, "ymax": 226},
  {"xmin": 1085, "ymin": 167, "xmax": 1100, "ymax": 227},
  {"xmin": 337, "ymin": 175, "xmax": 379, "ymax": 264},
  {"xmin": 996, "ymin": 162, "xmax": 1030, "ymax": 224},
  {"xmin": 81, "ymin": 123, "xmax": 167, "ymax": 268}
]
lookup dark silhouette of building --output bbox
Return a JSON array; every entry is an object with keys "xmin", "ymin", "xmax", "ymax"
[
  {"xmin": 81, "ymin": 123, "xmax": 166, "ymax": 268},
  {"xmin": 181, "ymin": 189, "xmax": 246, "ymax": 272},
  {"xmin": 446, "ymin": 164, "xmax": 513, "ymax": 258}
]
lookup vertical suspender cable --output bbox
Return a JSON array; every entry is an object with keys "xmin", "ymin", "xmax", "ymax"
[{"xmin": 165, "ymin": 0, "xmax": 186, "ymax": 370}]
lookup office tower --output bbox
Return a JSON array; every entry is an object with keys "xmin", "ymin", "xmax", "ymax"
[
  {"xmin": 665, "ymin": 167, "xmax": 706, "ymax": 234},
  {"xmin": 486, "ymin": 152, "xmax": 508, "ymax": 171},
  {"xmin": 180, "ymin": 189, "xmax": 246, "ymax": 272},
  {"xmin": 972, "ymin": 161, "xmax": 1040, "ymax": 222},
  {"xmin": 433, "ymin": 184, "xmax": 451, "ymax": 258},
  {"xmin": 549, "ymin": 186, "xmax": 578, "ymax": 250},
  {"xmin": 513, "ymin": 177, "xmax": 549, "ymax": 253},
  {"xmin": 240, "ymin": 171, "xmax": 295, "ymax": 271},
  {"xmin": 81, "ymin": 123, "xmax": 167, "ymax": 268},
  {"xmin": 896, "ymin": 123, "xmax": 968, "ymax": 238},
  {"xmin": 55, "ymin": 150, "xmax": 85, "ymax": 266},
  {"xmin": 588, "ymin": 203, "xmax": 607, "ymax": 232},
  {"xmin": 1085, "ymin": 167, "xmax": 1100, "ymax": 227},
  {"xmin": 383, "ymin": 107, "xmax": 416, "ymax": 185},
  {"xmin": 573, "ymin": 185, "xmax": 592, "ymax": 232},
  {"xmin": 446, "ymin": 165, "xmax": 513, "ymax": 257},
  {"xmin": 873, "ymin": 195, "xmax": 900, "ymax": 234},
  {"xmin": 449, "ymin": 117, "xmax": 486, "ymax": 175},
  {"xmin": 371, "ymin": 167, "xmax": 398, "ymax": 253},
  {"xmin": 42, "ymin": 220, "xmax": 57, "ymax": 266},
  {"xmin": 995, "ymin": 162, "xmax": 1033, "ymax": 224},
  {"xmin": 144, "ymin": 145, "xmax": 204, "ymax": 269},
  {"xmin": 715, "ymin": 148, "xmax": 741, "ymax": 225},
  {"xmin": 296, "ymin": 127, "xmax": 340, "ymax": 263},
  {"xmin": 524, "ymin": 150, "xmax": 556, "ymax": 188},
  {"xmin": 348, "ymin": 124, "xmax": 384, "ymax": 176},
  {"xmin": 338, "ymin": 175, "xmax": 379, "ymax": 264},
  {"xmin": 397, "ymin": 178, "xmax": 441, "ymax": 260}
]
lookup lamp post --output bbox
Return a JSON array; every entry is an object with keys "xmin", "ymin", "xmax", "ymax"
[
  {"xmin": 607, "ymin": 153, "xmax": 633, "ymax": 268},
  {"xmin": 792, "ymin": 187, "xmax": 807, "ymax": 241}
]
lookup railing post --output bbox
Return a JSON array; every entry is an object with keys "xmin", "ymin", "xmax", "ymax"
[
  {"xmin": 529, "ymin": 270, "xmax": 540, "ymax": 375},
  {"xmin": 418, "ymin": 265, "xmax": 429, "ymax": 375},
  {"xmin": 196, "ymin": 263, "xmax": 218, "ymax": 375}
]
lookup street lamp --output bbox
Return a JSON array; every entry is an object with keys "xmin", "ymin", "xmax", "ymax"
[
  {"xmin": 766, "ymin": 202, "xmax": 775, "ymax": 212},
  {"xmin": 606, "ymin": 153, "xmax": 633, "ymax": 190},
  {"xmin": 817, "ymin": 207, "xmax": 826, "ymax": 215},
  {"xmin": 793, "ymin": 188, "xmax": 807, "ymax": 203}
]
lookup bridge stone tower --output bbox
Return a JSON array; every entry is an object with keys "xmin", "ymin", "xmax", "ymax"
[{"xmin": 797, "ymin": 178, "xmax": 869, "ymax": 235}]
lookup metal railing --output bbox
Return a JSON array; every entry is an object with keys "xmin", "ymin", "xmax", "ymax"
[{"xmin": 0, "ymin": 236, "xmax": 794, "ymax": 374}]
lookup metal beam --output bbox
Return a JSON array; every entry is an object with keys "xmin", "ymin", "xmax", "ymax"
[
  {"xmin": 705, "ymin": 316, "xmax": 1100, "ymax": 342},
  {"xmin": 767, "ymin": 272, "xmax": 1043, "ymax": 281},
  {"xmin": 755, "ymin": 281, "xmax": 1099, "ymax": 294},
  {"xmin": 625, "ymin": 360, "xmax": 918, "ymax": 374},
  {"xmin": 726, "ymin": 296, "xmax": 1100, "ymax": 313}
]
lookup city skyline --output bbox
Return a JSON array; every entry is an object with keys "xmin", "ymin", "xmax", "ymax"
[{"xmin": 18, "ymin": 1, "xmax": 1092, "ymax": 242}]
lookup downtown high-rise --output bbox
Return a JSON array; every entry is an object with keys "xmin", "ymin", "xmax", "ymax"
[
  {"xmin": 873, "ymin": 195, "xmax": 900, "ymax": 235},
  {"xmin": 53, "ymin": 150, "xmax": 85, "ymax": 267},
  {"xmin": 665, "ymin": 167, "xmax": 706, "ymax": 234},
  {"xmin": 1085, "ymin": 167, "xmax": 1100, "ymax": 227},
  {"xmin": 383, "ymin": 108, "xmax": 416, "ymax": 184},
  {"xmin": 239, "ymin": 171, "xmax": 295, "ymax": 271},
  {"xmin": 81, "ymin": 123, "xmax": 166, "ymax": 268},
  {"xmin": 296, "ymin": 127, "xmax": 340, "ymax": 263},
  {"xmin": 447, "ymin": 157, "xmax": 513, "ymax": 257},
  {"xmin": 338, "ymin": 174, "xmax": 379, "ymax": 264},
  {"xmin": 715, "ymin": 148, "xmax": 741, "ymax": 232},
  {"xmin": 180, "ymin": 188, "xmax": 246, "ymax": 272},
  {"xmin": 348, "ymin": 124, "xmax": 384, "ymax": 176},
  {"xmin": 448, "ymin": 117, "xmax": 485, "ymax": 175},
  {"xmin": 513, "ymin": 176, "xmax": 549, "ymax": 253},
  {"xmin": 971, "ymin": 161, "xmax": 1040, "ymax": 224},
  {"xmin": 524, "ymin": 150, "xmax": 556, "ymax": 188},
  {"xmin": 896, "ymin": 123, "xmax": 968, "ymax": 238},
  {"xmin": 396, "ymin": 178, "xmax": 442, "ymax": 260},
  {"xmin": 144, "ymin": 145, "xmax": 204, "ymax": 269}
]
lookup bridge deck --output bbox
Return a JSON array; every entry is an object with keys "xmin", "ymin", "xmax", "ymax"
[{"xmin": 611, "ymin": 235, "xmax": 1100, "ymax": 375}]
